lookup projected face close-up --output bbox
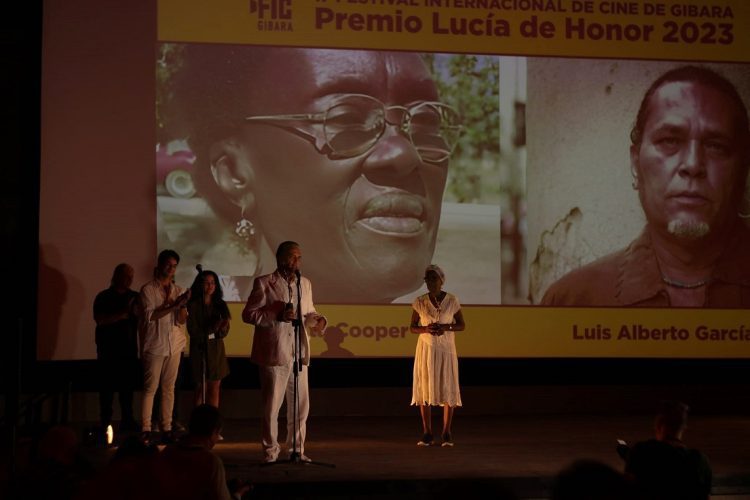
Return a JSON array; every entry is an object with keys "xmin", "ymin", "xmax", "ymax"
[
  {"xmin": 211, "ymin": 49, "xmax": 450, "ymax": 303},
  {"xmin": 632, "ymin": 81, "xmax": 748, "ymax": 241}
]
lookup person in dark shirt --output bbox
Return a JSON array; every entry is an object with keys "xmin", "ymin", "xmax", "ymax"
[
  {"xmin": 93, "ymin": 263, "xmax": 140, "ymax": 432},
  {"xmin": 553, "ymin": 459, "xmax": 636, "ymax": 500},
  {"xmin": 625, "ymin": 400, "xmax": 712, "ymax": 500},
  {"xmin": 160, "ymin": 404, "xmax": 251, "ymax": 500}
]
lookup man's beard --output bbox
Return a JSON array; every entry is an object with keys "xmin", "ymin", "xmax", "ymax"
[{"xmin": 667, "ymin": 219, "xmax": 710, "ymax": 240}]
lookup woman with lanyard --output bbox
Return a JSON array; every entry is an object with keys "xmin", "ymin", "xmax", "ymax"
[{"xmin": 187, "ymin": 268, "xmax": 231, "ymax": 408}]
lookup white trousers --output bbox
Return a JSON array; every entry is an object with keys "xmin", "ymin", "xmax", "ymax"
[
  {"xmin": 141, "ymin": 352, "xmax": 181, "ymax": 432},
  {"xmin": 259, "ymin": 361, "xmax": 309, "ymax": 461}
]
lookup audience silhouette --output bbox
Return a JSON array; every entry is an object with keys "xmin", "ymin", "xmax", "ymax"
[{"xmin": 625, "ymin": 400, "xmax": 712, "ymax": 500}]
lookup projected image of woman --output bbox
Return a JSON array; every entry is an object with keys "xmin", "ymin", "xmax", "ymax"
[
  {"xmin": 158, "ymin": 46, "xmax": 461, "ymax": 304},
  {"xmin": 187, "ymin": 269, "xmax": 230, "ymax": 408},
  {"xmin": 410, "ymin": 264, "xmax": 465, "ymax": 447}
]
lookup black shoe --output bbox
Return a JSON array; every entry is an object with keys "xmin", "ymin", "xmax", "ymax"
[
  {"xmin": 172, "ymin": 421, "xmax": 187, "ymax": 433},
  {"xmin": 441, "ymin": 432, "xmax": 454, "ymax": 447},
  {"xmin": 161, "ymin": 430, "xmax": 178, "ymax": 444},
  {"xmin": 616, "ymin": 441, "xmax": 630, "ymax": 461},
  {"xmin": 417, "ymin": 433, "xmax": 434, "ymax": 446}
]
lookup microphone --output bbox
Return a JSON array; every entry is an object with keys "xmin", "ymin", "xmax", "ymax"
[
  {"xmin": 195, "ymin": 264, "xmax": 204, "ymax": 301},
  {"xmin": 284, "ymin": 301, "xmax": 295, "ymax": 325},
  {"xmin": 292, "ymin": 270, "xmax": 301, "ymax": 325}
]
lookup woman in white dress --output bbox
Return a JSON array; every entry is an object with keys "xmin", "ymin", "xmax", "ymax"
[{"xmin": 410, "ymin": 264, "xmax": 465, "ymax": 447}]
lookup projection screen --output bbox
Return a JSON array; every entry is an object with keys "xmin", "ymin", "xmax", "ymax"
[{"xmin": 38, "ymin": 0, "xmax": 750, "ymax": 360}]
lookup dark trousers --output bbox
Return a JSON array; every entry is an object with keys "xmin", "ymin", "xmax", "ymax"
[{"xmin": 97, "ymin": 356, "xmax": 138, "ymax": 426}]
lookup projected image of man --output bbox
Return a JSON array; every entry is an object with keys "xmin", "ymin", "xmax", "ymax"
[{"xmin": 542, "ymin": 66, "xmax": 750, "ymax": 307}]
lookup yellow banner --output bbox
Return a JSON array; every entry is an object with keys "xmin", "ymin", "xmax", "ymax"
[
  {"xmin": 219, "ymin": 304, "xmax": 750, "ymax": 358},
  {"xmin": 158, "ymin": 0, "xmax": 749, "ymax": 62}
]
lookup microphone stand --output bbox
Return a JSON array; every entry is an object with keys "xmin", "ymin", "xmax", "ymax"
[
  {"xmin": 202, "ymin": 325, "xmax": 208, "ymax": 406},
  {"xmin": 262, "ymin": 271, "xmax": 334, "ymax": 468},
  {"xmin": 196, "ymin": 265, "xmax": 207, "ymax": 406}
]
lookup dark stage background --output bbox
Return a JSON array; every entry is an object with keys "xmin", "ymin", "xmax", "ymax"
[{"xmin": 2, "ymin": 0, "xmax": 750, "ymax": 417}]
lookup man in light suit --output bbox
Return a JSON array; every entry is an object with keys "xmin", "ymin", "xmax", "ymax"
[{"xmin": 242, "ymin": 241, "xmax": 326, "ymax": 463}]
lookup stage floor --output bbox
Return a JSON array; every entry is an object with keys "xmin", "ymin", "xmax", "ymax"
[
  {"xmin": 13, "ymin": 413, "xmax": 744, "ymax": 498},
  {"xmin": 207, "ymin": 414, "xmax": 750, "ymax": 499}
]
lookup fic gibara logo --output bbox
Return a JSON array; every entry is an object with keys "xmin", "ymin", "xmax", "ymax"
[{"xmin": 249, "ymin": 0, "xmax": 293, "ymax": 32}]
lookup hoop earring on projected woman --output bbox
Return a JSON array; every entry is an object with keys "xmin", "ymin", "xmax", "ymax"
[
  {"xmin": 234, "ymin": 203, "xmax": 261, "ymax": 276},
  {"xmin": 209, "ymin": 151, "xmax": 261, "ymax": 274},
  {"xmin": 235, "ymin": 206, "xmax": 256, "ymax": 241},
  {"xmin": 209, "ymin": 153, "xmax": 258, "ymax": 241}
]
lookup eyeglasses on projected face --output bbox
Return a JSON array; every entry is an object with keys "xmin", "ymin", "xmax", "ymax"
[{"xmin": 244, "ymin": 93, "xmax": 463, "ymax": 164}]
